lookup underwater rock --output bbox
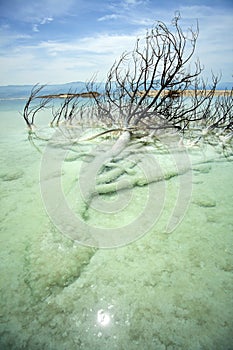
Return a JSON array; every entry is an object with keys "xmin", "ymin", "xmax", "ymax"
[
  {"xmin": 206, "ymin": 214, "xmax": 218, "ymax": 223},
  {"xmin": 192, "ymin": 164, "xmax": 212, "ymax": 174},
  {"xmin": 0, "ymin": 170, "xmax": 24, "ymax": 181},
  {"xmin": 64, "ymin": 155, "xmax": 80, "ymax": 162},
  {"xmin": 192, "ymin": 197, "xmax": 216, "ymax": 208},
  {"xmin": 41, "ymin": 169, "xmax": 65, "ymax": 181},
  {"xmin": 192, "ymin": 180, "xmax": 204, "ymax": 184}
]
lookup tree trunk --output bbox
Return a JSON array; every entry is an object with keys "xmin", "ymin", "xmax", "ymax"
[{"xmin": 78, "ymin": 131, "xmax": 131, "ymax": 219}]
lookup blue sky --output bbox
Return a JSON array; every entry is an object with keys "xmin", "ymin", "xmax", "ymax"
[{"xmin": 0, "ymin": 0, "xmax": 232, "ymax": 85}]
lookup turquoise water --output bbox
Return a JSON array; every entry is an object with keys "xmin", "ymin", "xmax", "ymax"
[{"xmin": 0, "ymin": 100, "xmax": 233, "ymax": 349}]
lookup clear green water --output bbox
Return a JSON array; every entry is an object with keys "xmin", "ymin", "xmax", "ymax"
[{"xmin": 0, "ymin": 100, "xmax": 232, "ymax": 349}]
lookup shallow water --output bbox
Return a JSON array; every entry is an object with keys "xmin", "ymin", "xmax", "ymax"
[{"xmin": 0, "ymin": 100, "xmax": 233, "ymax": 349}]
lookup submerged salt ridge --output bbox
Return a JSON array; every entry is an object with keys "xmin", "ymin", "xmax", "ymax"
[{"xmin": 0, "ymin": 101, "xmax": 233, "ymax": 349}]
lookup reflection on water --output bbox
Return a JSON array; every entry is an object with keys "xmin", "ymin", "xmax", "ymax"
[{"xmin": 0, "ymin": 100, "xmax": 233, "ymax": 349}]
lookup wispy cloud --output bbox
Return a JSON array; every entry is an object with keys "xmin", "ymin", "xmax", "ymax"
[
  {"xmin": 0, "ymin": 32, "xmax": 140, "ymax": 84},
  {"xmin": 123, "ymin": 0, "xmax": 148, "ymax": 7},
  {"xmin": 108, "ymin": 0, "xmax": 151, "ymax": 22},
  {"xmin": 0, "ymin": 26, "xmax": 32, "ymax": 48},
  {"xmin": 32, "ymin": 16, "xmax": 53, "ymax": 32},
  {"xmin": 0, "ymin": 0, "xmax": 76, "ymax": 24},
  {"xmin": 40, "ymin": 17, "xmax": 53, "ymax": 25},
  {"xmin": 97, "ymin": 14, "xmax": 122, "ymax": 22},
  {"xmin": 32, "ymin": 25, "xmax": 39, "ymax": 32},
  {"xmin": 36, "ymin": 32, "xmax": 138, "ymax": 56}
]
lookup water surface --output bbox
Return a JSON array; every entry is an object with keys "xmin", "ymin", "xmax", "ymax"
[{"xmin": 0, "ymin": 100, "xmax": 232, "ymax": 349}]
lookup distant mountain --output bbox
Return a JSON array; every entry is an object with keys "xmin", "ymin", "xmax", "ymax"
[{"xmin": 0, "ymin": 81, "xmax": 231, "ymax": 99}]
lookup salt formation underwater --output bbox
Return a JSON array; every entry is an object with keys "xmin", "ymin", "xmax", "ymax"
[{"xmin": 0, "ymin": 100, "xmax": 233, "ymax": 349}]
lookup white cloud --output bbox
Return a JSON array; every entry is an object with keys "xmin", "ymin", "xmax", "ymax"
[
  {"xmin": 32, "ymin": 24, "xmax": 39, "ymax": 32},
  {"xmin": 37, "ymin": 32, "xmax": 138, "ymax": 56},
  {"xmin": 129, "ymin": 17, "xmax": 154, "ymax": 26},
  {"xmin": 123, "ymin": 0, "xmax": 147, "ymax": 6},
  {"xmin": 0, "ymin": 32, "xmax": 140, "ymax": 84},
  {"xmin": 98, "ymin": 14, "xmax": 121, "ymax": 22},
  {"xmin": 32, "ymin": 16, "xmax": 53, "ymax": 32},
  {"xmin": 40, "ymin": 17, "xmax": 54, "ymax": 25}
]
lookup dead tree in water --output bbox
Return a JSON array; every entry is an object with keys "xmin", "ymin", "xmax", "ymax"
[
  {"xmin": 22, "ymin": 15, "xmax": 232, "ymax": 221},
  {"xmin": 50, "ymin": 89, "xmax": 81, "ymax": 127},
  {"xmin": 22, "ymin": 84, "xmax": 52, "ymax": 130},
  {"xmin": 86, "ymin": 14, "xmax": 222, "ymax": 149},
  {"xmin": 23, "ymin": 15, "xmax": 230, "ymax": 141}
]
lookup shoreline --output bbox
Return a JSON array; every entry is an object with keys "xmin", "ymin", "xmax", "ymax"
[
  {"xmin": 139, "ymin": 89, "xmax": 232, "ymax": 97},
  {"xmin": 0, "ymin": 89, "xmax": 231, "ymax": 101}
]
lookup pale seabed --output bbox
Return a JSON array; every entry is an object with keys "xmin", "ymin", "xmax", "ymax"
[{"xmin": 0, "ymin": 100, "xmax": 232, "ymax": 350}]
